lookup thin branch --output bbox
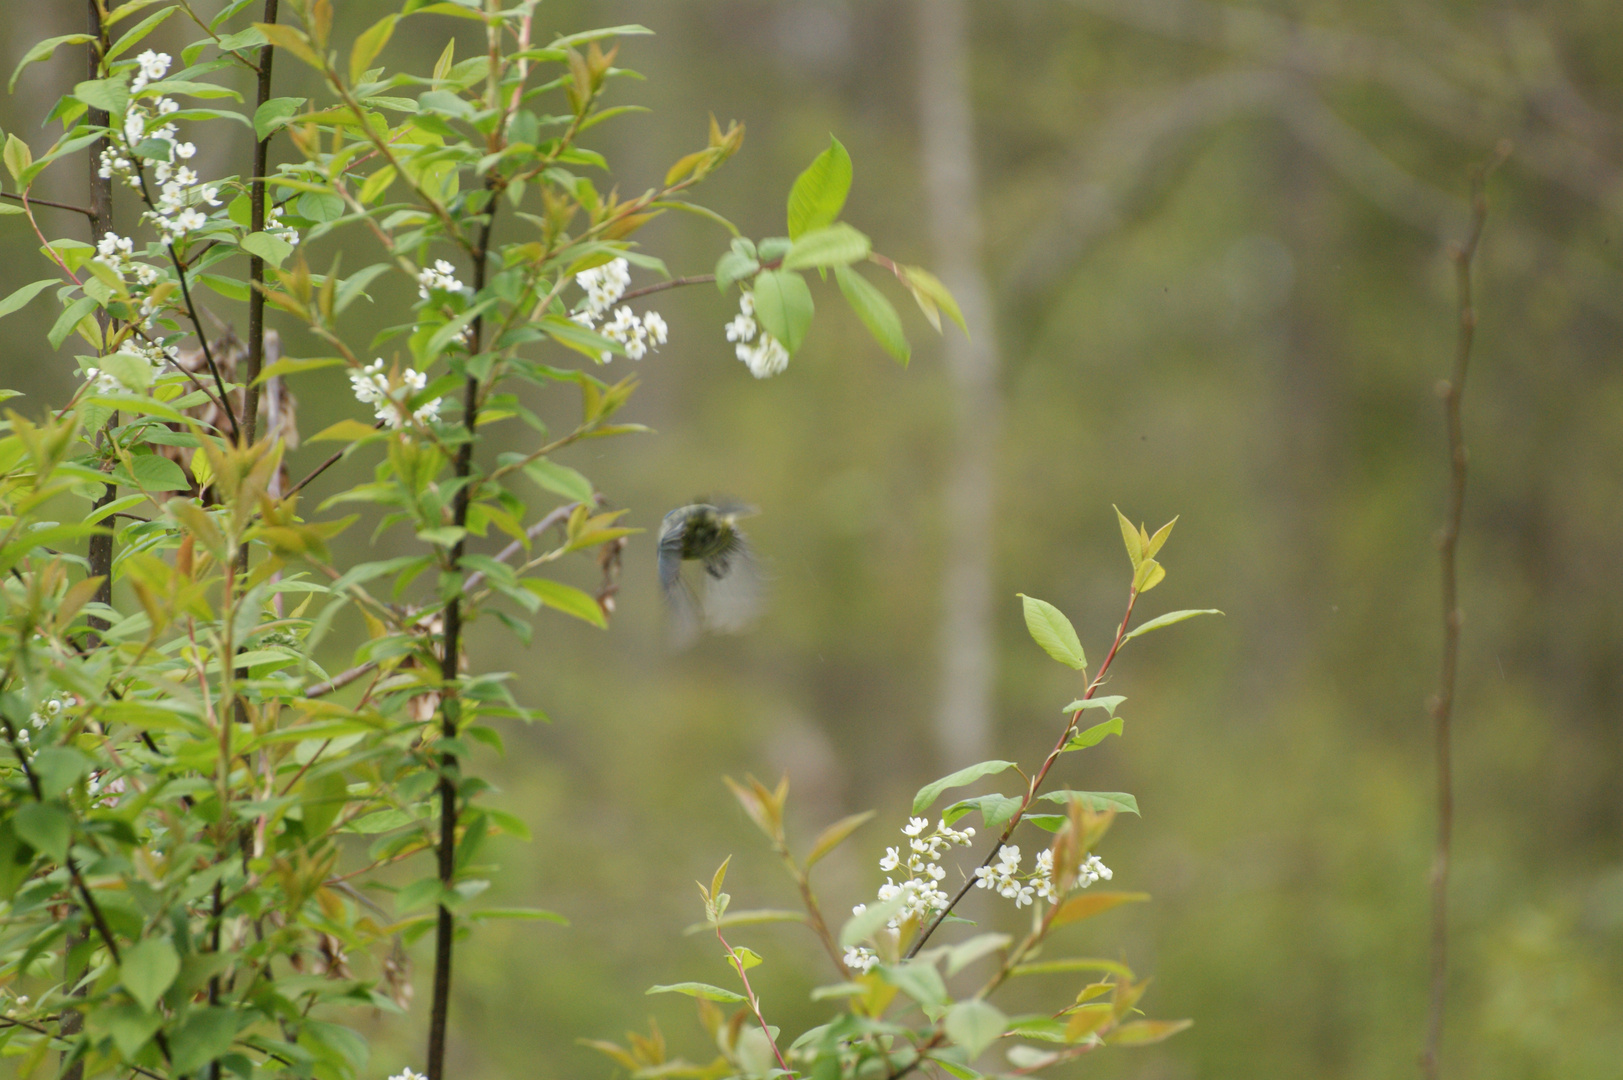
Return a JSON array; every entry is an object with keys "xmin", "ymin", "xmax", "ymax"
[
  {"xmin": 285, "ymin": 421, "xmax": 385, "ymax": 496},
  {"xmin": 618, "ymin": 274, "xmax": 715, "ymax": 302},
  {"xmin": 165, "ymin": 241, "xmax": 240, "ymax": 442},
  {"xmin": 301, "ymin": 502, "xmax": 578, "ymax": 699},
  {"xmin": 0, "ymin": 191, "xmax": 95, "ymax": 218},
  {"xmin": 1420, "ymin": 143, "xmax": 1507, "ymax": 1080},
  {"xmin": 241, "ymin": 0, "xmax": 281, "ymax": 449}
]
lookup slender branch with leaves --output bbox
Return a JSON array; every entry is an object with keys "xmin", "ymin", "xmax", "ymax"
[
  {"xmin": 0, "ymin": 3, "xmax": 964, "ymax": 1079},
  {"xmin": 624, "ymin": 511, "xmax": 1218, "ymax": 1079}
]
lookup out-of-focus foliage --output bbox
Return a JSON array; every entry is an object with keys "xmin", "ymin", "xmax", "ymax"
[{"xmin": 1, "ymin": 1, "xmax": 1619, "ymax": 1079}]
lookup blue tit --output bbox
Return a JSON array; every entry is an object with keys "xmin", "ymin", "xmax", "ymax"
[{"xmin": 657, "ymin": 502, "xmax": 762, "ymax": 645}]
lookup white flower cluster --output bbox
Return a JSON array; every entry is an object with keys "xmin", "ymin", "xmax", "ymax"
[
  {"xmin": 78, "ymin": 333, "xmax": 172, "ymax": 396},
  {"xmin": 973, "ymin": 844, "xmax": 1112, "ymax": 909},
  {"xmin": 96, "ymin": 51, "xmax": 219, "ymax": 242},
  {"xmin": 570, "ymin": 259, "xmax": 666, "ymax": 362},
  {"xmin": 86, "ymin": 771, "xmax": 126, "ymax": 809},
  {"xmin": 13, "ymin": 695, "xmax": 66, "ymax": 749},
  {"xmin": 350, "ymin": 359, "xmax": 441, "ymax": 429},
  {"xmin": 574, "ymin": 258, "xmax": 631, "ymax": 314},
  {"xmin": 724, "ymin": 290, "xmax": 789, "ymax": 379},
  {"xmin": 843, "ymin": 816, "xmax": 977, "ymax": 974},
  {"xmin": 266, "ymin": 203, "xmax": 300, "ymax": 249},
  {"xmin": 417, "ymin": 259, "xmax": 464, "ymax": 300}
]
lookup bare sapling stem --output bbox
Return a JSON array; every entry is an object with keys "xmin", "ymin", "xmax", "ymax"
[{"xmin": 1421, "ymin": 142, "xmax": 1508, "ymax": 1080}]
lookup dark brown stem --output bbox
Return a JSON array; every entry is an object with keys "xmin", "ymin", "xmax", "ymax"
[
  {"xmin": 241, "ymin": 0, "xmax": 279, "ymax": 448},
  {"xmin": 905, "ymin": 587, "xmax": 1139, "ymax": 960},
  {"xmin": 165, "ymin": 242, "xmax": 240, "ymax": 440},
  {"xmin": 618, "ymin": 273, "xmax": 715, "ymax": 302},
  {"xmin": 66, "ymin": 9, "xmax": 116, "ymax": 1076},
  {"xmin": 0, "ymin": 192, "xmax": 95, "ymax": 218},
  {"xmin": 427, "ymin": 188, "xmax": 499, "ymax": 1080},
  {"xmin": 1420, "ymin": 144, "xmax": 1506, "ymax": 1080}
]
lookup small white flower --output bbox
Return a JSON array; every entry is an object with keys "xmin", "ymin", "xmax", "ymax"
[
  {"xmin": 739, "ymin": 291, "xmax": 755, "ymax": 317},
  {"xmin": 842, "ymin": 946, "xmax": 878, "ymax": 975},
  {"xmin": 642, "ymin": 310, "xmax": 668, "ymax": 346},
  {"xmin": 388, "ymin": 1070, "xmax": 428, "ymax": 1080},
  {"xmin": 725, "ymin": 314, "xmax": 756, "ymax": 343},
  {"xmin": 132, "ymin": 50, "xmax": 170, "ymax": 93},
  {"xmin": 878, "ymin": 847, "xmax": 900, "ymax": 873},
  {"xmin": 173, "ymin": 141, "xmax": 196, "ymax": 159},
  {"xmin": 173, "ymin": 208, "xmax": 207, "ymax": 235},
  {"xmin": 738, "ymin": 334, "xmax": 790, "ymax": 379},
  {"xmin": 902, "ymin": 817, "xmax": 929, "ymax": 837},
  {"xmin": 417, "ymin": 259, "xmax": 464, "ymax": 300}
]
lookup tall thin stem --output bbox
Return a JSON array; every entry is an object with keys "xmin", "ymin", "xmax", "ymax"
[
  {"xmin": 1420, "ymin": 145, "xmax": 1505, "ymax": 1080},
  {"xmin": 65, "ymin": 7, "xmax": 116, "ymax": 1077},
  {"xmin": 426, "ymin": 185, "xmax": 500, "ymax": 1080},
  {"xmin": 241, "ymin": 0, "xmax": 279, "ymax": 447}
]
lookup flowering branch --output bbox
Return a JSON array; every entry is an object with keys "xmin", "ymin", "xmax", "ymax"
[{"xmin": 905, "ymin": 586, "xmax": 1139, "ymax": 959}]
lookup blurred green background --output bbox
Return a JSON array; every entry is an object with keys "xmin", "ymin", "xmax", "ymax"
[{"xmin": 4, "ymin": 1, "xmax": 1622, "ymax": 1077}]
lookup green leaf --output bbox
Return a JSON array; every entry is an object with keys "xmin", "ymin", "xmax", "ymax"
[
  {"xmin": 912, "ymin": 759, "xmax": 1016, "ymax": 816},
  {"xmin": 646, "ymin": 982, "xmax": 744, "ymax": 1003},
  {"xmin": 944, "ymin": 1000, "xmax": 1007, "ymax": 1059},
  {"xmin": 309, "ymin": 418, "xmax": 383, "ymax": 443},
  {"xmin": 10, "ymin": 34, "xmax": 94, "ymax": 93},
  {"xmin": 729, "ymin": 945, "xmax": 764, "ymax": 971},
  {"xmin": 12, "ymin": 802, "xmax": 70, "ymax": 861},
  {"xmin": 48, "ymin": 296, "xmax": 99, "ymax": 350},
  {"xmin": 120, "ymin": 936, "xmax": 180, "ymax": 1011},
  {"xmin": 896, "ymin": 263, "xmax": 967, "ymax": 335},
  {"xmin": 167, "ymin": 1006, "xmax": 238, "ymax": 1076},
  {"xmin": 31, "ymin": 747, "xmax": 90, "ymax": 798},
  {"xmin": 72, "ymin": 78, "xmax": 130, "ymax": 117},
  {"xmin": 467, "ymin": 907, "xmax": 568, "ymax": 924},
  {"xmin": 523, "ymin": 579, "xmax": 607, "ymax": 629},
  {"xmin": 1132, "ymin": 558, "xmax": 1166, "ymax": 593},
  {"xmin": 839, "ymin": 888, "xmax": 910, "ymax": 949},
  {"xmin": 1113, "ymin": 505, "xmax": 1142, "ymax": 569},
  {"xmin": 1064, "ymin": 717, "xmax": 1122, "ymax": 752},
  {"xmin": 1017, "ymin": 594, "xmax": 1086, "ymax": 670},
  {"xmin": 786, "ymin": 135, "xmax": 852, "ymax": 239},
  {"xmin": 1061, "ymin": 696, "xmax": 1125, "ymax": 716},
  {"xmin": 682, "ymin": 909, "xmax": 806, "ymax": 936},
  {"xmin": 117, "ymin": 454, "xmax": 190, "ymax": 492},
  {"xmin": 1108, "ymin": 1019, "xmax": 1193, "ymax": 1045},
  {"xmin": 880, "ymin": 960, "xmax": 949, "ymax": 1006},
  {"xmin": 805, "ymin": 809, "xmax": 875, "ymax": 867},
  {"xmin": 99, "ymin": 351, "xmax": 156, "ymax": 390},
  {"xmin": 253, "ymin": 97, "xmax": 306, "ymax": 141},
  {"xmin": 751, "ymin": 268, "xmax": 814, "ymax": 353},
  {"xmin": 835, "ymin": 264, "xmax": 909, "ymax": 364},
  {"xmin": 943, "ymin": 793, "xmax": 1022, "ymax": 832},
  {"xmin": 3, "ymin": 133, "xmax": 33, "ymax": 183},
  {"xmin": 1010, "ymin": 957, "xmax": 1135, "ymax": 980},
  {"xmin": 782, "ymin": 222, "xmax": 870, "ymax": 271},
  {"xmin": 1122, "ymin": 609, "xmax": 1224, "ymax": 643},
  {"xmin": 0, "ymin": 278, "xmax": 60, "ymax": 320},
  {"xmin": 107, "ymin": 5, "xmax": 179, "ymax": 61},
  {"xmin": 92, "ymin": 1002, "xmax": 162, "ymax": 1060},
  {"xmin": 240, "ymin": 231, "xmax": 293, "ymax": 269},
  {"xmin": 1049, "ymin": 891, "xmax": 1149, "ymax": 929},
  {"xmin": 945, "ymin": 933, "xmax": 1011, "ymax": 976},
  {"xmin": 522, "ymin": 458, "xmax": 592, "ymax": 503},
  {"xmin": 349, "ymin": 14, "xmax": 399, "ymax": 85},
  {"xmin": 1036, "ymin": 790, "xmax": 1139, "ymax": 816}
]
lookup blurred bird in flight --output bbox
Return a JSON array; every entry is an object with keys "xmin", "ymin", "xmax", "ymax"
[{"xmin": 657, "ymin": 502, "xmax": 762, "ymax": 645}]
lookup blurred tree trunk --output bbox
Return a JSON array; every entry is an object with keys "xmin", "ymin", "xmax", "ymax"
[{"xmin": 916, "ymin": 0, "xmax": 1001, "ymax": 768}]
